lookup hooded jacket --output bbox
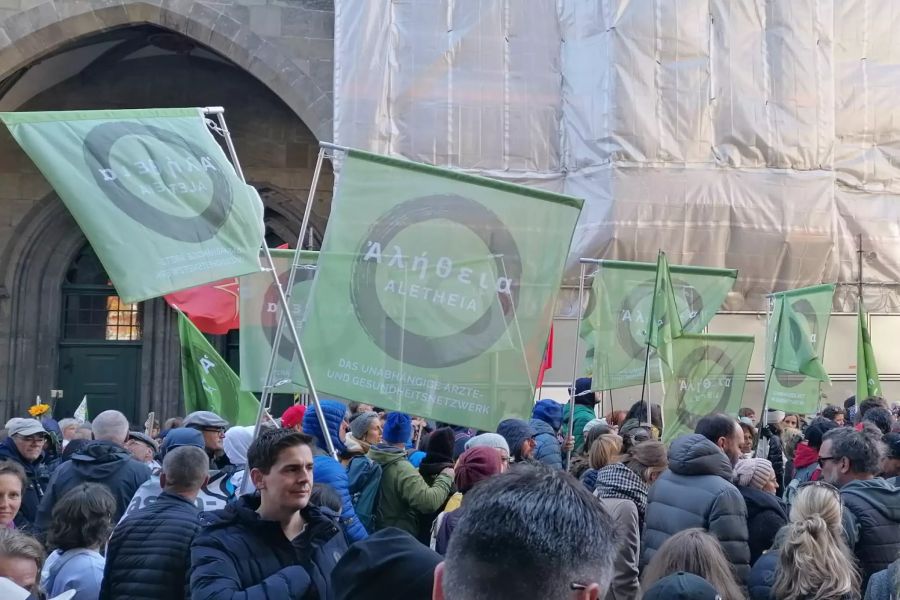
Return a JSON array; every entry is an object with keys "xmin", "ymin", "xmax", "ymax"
[
  {"xmin": 784, "ymin": 442, "xmax": 821, "ymax": 505},
  {"xmin": 0, "ymin": 437, "xmax": 53, "ymax": 525},
  {"xmin": 864, "ymin": 559, "xmax": 900, "ymax": 600},
  {"xmin": 737, "ymin": 485, "xmax": 788, "ymax": 564},
  {"xmin": 367, "ymin": 444, "xmax": 452, "ymax": 536},
  {"xmin": 562, "ymin": 403, "xmax": 596, "ymax": 452},
  {"xmin": 529, "ymin": 418, "xmax": 563, "ymax": 470},
  {"xmin": 35, "ymin": 440, "xmax": 151, "ymax": 532},
  {"xmin": 640, "ymin": 434, "xmax": 751, "ymax": 583},
  {"xmin": 840, "ymin": 478, "xmax": 900, "ymax": 589},
  {"xmin": 189, "ymin": 495, "xmax": 347, "ymax": 600}
]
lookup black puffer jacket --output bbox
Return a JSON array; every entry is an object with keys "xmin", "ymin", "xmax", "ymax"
[
  {"xmin": 35, "ymin": 440, "xmax": 151, "ymax": 532},
  {"xmin": 840, "ymin": 478, "xmax": 900, "ymax": 590},
  {"xmin": 738, "ymin": 485, "xmax": 788, "ymax": 565},
  {"xmin": 641, "ymin": 434, "xmax": 751, "ymax": 583},
  {"xmin": 190, "ymin": 495, "xmax": 348, "ymax": 600},
  {"xmin": 0, "ymin": 438, "xmax": 53, "ymax": 525},
  {"xmin": 100, "ymin": 491, "xmax": 201, "ymax": 600}
]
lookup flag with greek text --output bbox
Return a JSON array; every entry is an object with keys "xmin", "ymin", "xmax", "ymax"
[
  {"xmin": 0, "ymin": 109, "xmax": 264, "ymax": 303},
  {"xmin": 299, "ymin": 149, "xmax": 582, "ymax": 430},
  {"xmin": 179, "ymin": 311, "xmax": 259, "ymax": 425},
  {"xmin": 239, "ymin": 249, "xmax": 318, "ymax": 393}
]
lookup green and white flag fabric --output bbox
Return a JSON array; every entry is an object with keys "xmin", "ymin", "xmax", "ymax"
[
  {"xmin": 0, "ymin": 109, "xmax": 264, "ymax": 303},
  {"xmin": 300, "ymin": 149, "xmax": 582, "ymax": 431},
  {"xmin": 179, "ymin": 311, "xmax": 259, "ymax": 426},
  {"xmin": 239, "ymin": 249, "xmax": 318, "ymax": 393},
  {"xmin": 580, "ymin": 260, "xmax": 737, "ymax": 390},
  {"xmin": 857, "ymin": 300, "xmax": 881, "ymax": 402},
  {"xmin": 765, "ymin": 284, "xmax": 835, "ymax": 414},
  {"xmin": 661, "ymin": 334, "xmax": 755, "ymax": 444},
  {"xmin": 648, "ymin": 252, "xmax": 684, "ymax": 351}
]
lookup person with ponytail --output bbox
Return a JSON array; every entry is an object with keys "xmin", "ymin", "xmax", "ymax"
[{"xmin": 749, "ymin": 481, "xmax": 861, "ymax": 600}]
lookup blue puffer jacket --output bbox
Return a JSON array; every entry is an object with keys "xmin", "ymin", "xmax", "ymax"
[
  {"xmin": 529, "ymin": 419, "xmax": 563, "ymax": 470},
  {"xmin": 190, "ymin": 495, "xmax": 347, "ymax": 600},
  {"xmin": 748, "ymin": 550, "xmax": 778, "ymax": 600},
  {"xmin": 0, "ymin": 438, "xmax": 53, "ymax": 525},
  {"xmin": 302, "ymin": 400, "xmax": 368, "ymax": 543}
]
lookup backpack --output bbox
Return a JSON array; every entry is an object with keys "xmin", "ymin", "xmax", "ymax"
[{"xmin": 347, "ymin": 455, "xmax": 382, "ymax": 532}]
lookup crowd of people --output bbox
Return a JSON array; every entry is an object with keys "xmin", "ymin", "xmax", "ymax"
[{"xmin": 0, "ymin": 383, "xmax": 896, "ymax": 599}]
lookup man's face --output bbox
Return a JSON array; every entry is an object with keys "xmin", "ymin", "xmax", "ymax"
[
  {"xmin": 61, "ymin": 425, "xmax": 78, "ymax": 441},
  {"xmin": 200, "ymin": 427, "xmax": 225, "ymax": 452},
  {"xmin": 125, "ymin": 439, "xmax": 154, "ymax": 463},
  {"xmin": 12, "ymin": 434, "xmax": 44, "ymax": 462},
  {"xmin": 719, "ymin": 424, "xmax": 743, "ymax": 467},
  {"xmin": 522, "ymin": 438, "xmax": 536, "ymax": 459},
  {"xmin": 818, "ymin": 439, "xmax": 848, "ymax": 487},
  {"xmin": 0, "ymin": 555, "xmax": 37, "ymax": 591},
  {"xmin": 744, "ymin": 411, "xmax": 756, "ymax": 425},
  {"xmin": 497, "ymin": 448, "xmax": 511, "ymax": 473},
  {"xmin": 253, "ymin": 444, "xmax": 314, "ymax": 513},
  {"xmin": 833, "ymin": 413, "xmax": 846, "ymax": 427}
]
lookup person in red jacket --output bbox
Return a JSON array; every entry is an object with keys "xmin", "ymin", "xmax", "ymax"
[{"xmin": 783, "ymin": 417, "xmax": 838, "ymax": 505}]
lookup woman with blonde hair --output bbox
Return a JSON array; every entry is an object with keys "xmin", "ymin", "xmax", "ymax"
[
  {"xmin": 749, "ymin": 482, "xmax": 861, "ymax": 600},
  {"xmin": 641, "ymin": 528, "xmax": 745, "ymax": 600},
  {"xmin": 580, "ymin": 433, "xmax": 622, "ymax": 492}
]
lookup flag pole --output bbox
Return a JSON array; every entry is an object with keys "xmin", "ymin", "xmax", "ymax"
[
  {"xmin": 567, "ymin": 261, "xmax": 588, "ymax": 467},
  {"xmin": 205, "ymin": 109, "xmax": 338, "ymax": 461},
  {"xmin": 757, "ymin": 294, "xmax": 777, "ymax": 455},
  {"xmin": 641, "ymin": 251, "xmax": 662, "ymax": 429}
]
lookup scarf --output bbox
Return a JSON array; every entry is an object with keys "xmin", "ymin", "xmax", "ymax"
[{"xmin": 593, "ymin": 462, "xmax": 649, "ymax": 530}]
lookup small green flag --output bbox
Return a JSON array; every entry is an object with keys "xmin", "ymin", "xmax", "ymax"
[
  {"xmin": 580, "ymin": 259, "xmax": 737, "ymax": 390},
  {"xmin": 0, "ymin": 109, "xmax": 265, "ymax": 303},
  {"xmin": 661, "ymin": 334, "xmax": 755, "ymax": 444},
  {"xmin": 239, "ymin": 249, "xmax": 318, "ymax": 393},
  {"xmin": 857, "ymin": 300, "xmax": 881, "ymax": 402},
  {"xmin": 648, "ymin": 252, "xmax": 684, "ymax": 350},
  {"xmin": 179, "ymin": 311, "xmax": 259, "ymax": 425}
]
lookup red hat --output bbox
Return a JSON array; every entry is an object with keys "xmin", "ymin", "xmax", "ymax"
[
  {"xmin": 281, "ymin": 404, "xmax": 307, "ymax": 429},
  {"xmin": 454, "ymin": 446, "xmax": 502, "ymax": 493}
]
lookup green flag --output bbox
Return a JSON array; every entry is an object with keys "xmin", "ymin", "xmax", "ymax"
[
  {"xmin": 765, "ymin": 284, "xmax": 835, "ymax": 413},
  {"xmin": 239, "ymin": 249, "xmax": 318, "ymax": 393},
  {"xmin": 300, "ymin": 149, "xmax": 582, "ymax": 430},
  {"xmin": 581, "ymin": 260, "xmax": 737, "ymax": 390},
  {"xmin": 857, "ymin": 300, "xmax": 881, "ymax": 402},
  {"xmin": 179, "ymin": 311, "xmax": 259, "ymax": 425},
  {"xmin": 0, "ymin": 109, "xmax": 264, "ymax": 303},
  {"xmin": 648, "ymin": 252, "xmax": 684, "ymax": 350},
  {"xmin": 661, "ymin": 334, "xmax": 755, "ymax": 444}
]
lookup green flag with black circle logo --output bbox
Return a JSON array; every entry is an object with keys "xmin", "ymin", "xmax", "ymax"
[
  {"xmin": 300, "ymin": 149, "xmax": 582, "ymax": 430},
  {"xmin": 0, "ymin": 109, "xmax": 264, "ymax": 303},
  {"xmin": 239, "ymin": 249, "xmax": 318, "ymax": 393}
]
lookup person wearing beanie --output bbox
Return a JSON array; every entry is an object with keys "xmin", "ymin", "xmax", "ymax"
[
  {"xmin": 464, "ymin": 433, "xmax": 511, "ymax": 471},
  {"xmin": 496, "ymin": 419, "xmax": 537, "ymax": 464},
  {"xmin": 431, "ymin": 446, "xmax": 503, "ymax": 555},
  {"xmin": 530, "ymin": 399, "xmax": 568, "ymax": 470},
  {"xmin": 562, "ymin": 377, "xmax": 598, "ymax": 452},
  {"xmin": 415, "ymin": 427, "xmax": 456, "ymax": 544},
  {"xmin": 366, "ymin": 413, "xmax": 453, "ymax": 536},
  {"xmin": 331, "ymin": 527, "xmax": 441, "ymax": 600},
  {"xmin": 733, "ymin": 457, "xmax": 787, "ymax": 564},
  {"xmin": 344, "ymin": 411, "xmax": 382, "ymax": 460},
  {"xmin": 280, "ymin": 405, "xmax": 306, "ymax": 432},
  {"xmin": 301, "ymin": 400, "xmax": 368, "ymax": 543}
]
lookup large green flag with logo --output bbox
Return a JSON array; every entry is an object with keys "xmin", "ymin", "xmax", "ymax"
[
  {"xmin": 0, "ymin": 109, "xmax": 264, "ymax": 303},
  {"xmin": 857, "ymin": 300, "xmax": 881, "ymax": 402},
  {"xmin": 648, "ymin": 252, "xmax": 684, "ymax": 350},
  {"xmin": 765, "ymin": 284, "xmax": 835, "ymax": 413},
  {"xmin": 300, "ymin": 149, "xmax": 582, "ymax": 430},
  {"xmin": 179, "ymin": 311, "xmax": 259, "ymax": 425},
  {"xmin": 660, "ymin": 334, "xmax": 755, "ymax": 444},
  {"xmin": 580, "ymin": 260, "xmax": 737, "ymax": 390},
  {"xmin": 239, "ymin": 249, "xmax": 318, "ymax": 393}
]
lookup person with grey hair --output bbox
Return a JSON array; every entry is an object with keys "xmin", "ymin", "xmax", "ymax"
[
  {"xmin": 57, "ymin": 419, "xmax": 79, "ymax": 449},
  {"xmin": 818, "ymin": 424, "xmax": 900, "ymax": 589},
  {"xmin": 433, "ymin": 465, "xmax": 616, "ymax": 600},
  {"xmin": 101, "ymin": 446, "xmax": 209, "ymax": 600},
  {"xmin": 35, "ymin": 410, "xmax": 151, "ymax": 533}
]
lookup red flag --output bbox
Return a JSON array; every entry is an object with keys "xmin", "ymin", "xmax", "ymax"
[
  {"xmin": 164, "ymin": 278, "xmax": 240, "ymax": 334},
  {"xmin": 536, "ymin": 325, "xmax": 554, "ymax": 387}
]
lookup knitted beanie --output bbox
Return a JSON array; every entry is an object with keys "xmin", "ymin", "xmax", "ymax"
[
  {"xmin": 733, "ymin": 458, "xmax": 776, "ymax": 490},
  {"xmin": 454, "ymin": 447, "xmax": 503, "ymax": 493},
  {"xmin": 350, "ymin": 411, "xmax": 379, "ymax": 440},
  {"xmin": 383, "ymin": 412, "xmax": 412, "ymax": 445},
  {"xmin": 464, "ymin": 433, "xmax": 510, "ymax": 454}
]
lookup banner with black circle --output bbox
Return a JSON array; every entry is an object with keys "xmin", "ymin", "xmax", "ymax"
[
  {"xmin": 660, "ymin": 333, "xmax": 755, "ymax": 444},
  {"xmin": 0, "ymin": 108, "xmax": 265, "ymax": 303},
  {"xmin": 299, "ymin": 149, "xmax": 582, "ymax": 431},
  {"xmin": 239, "ymin": 249, "xmax": 319, "ymax": 392},
  {"xmin": 579, "ymin": 259, "xmax": 737, "ymax": 391}
]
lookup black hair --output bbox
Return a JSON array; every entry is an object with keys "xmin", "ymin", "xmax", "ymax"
[
  {"xmin": 856, "ymin": 397, "xmax": 888, "ymax": 424},
  {"xmin": 46, "ymin": 483, "xmax": 115, "ymax": 552},
  {"xmin": 247, "ymin": 428, "xmax": 314, "ymax": 474},
  {"xmin": 804, "ymin": 417, "xmax": 838, "ymax": 450},
  {"xmin": 861, "ymin": 407, "xmax": 893, "ymax": 435},
  {"xmin": 625, "ymin": 401, "xmax": 662, "ymax": 429},
  {"xmin": 580, "ymin": 424, "xmax": 612, "ymax": 454},
  {"xmin": 821, "ymin": 404, "xmax": 845, "ymax": 421},
  {"xmin": 822, "ymin": 426, "xmax": 884, "ymax": 475},
  {"xmin": 443, "ymin": 465, "xmax": 616, "ymax": 600},
  {"xmin": 310, "ymin": 483, "xmax": 342, "ymax": 514},
  {"xmin": 844, "ymin": 395, "xmax": 857, "ymax": 410},
  {"xmin": 694, "ymin": 413, "xmax": 738, "ymax": 445}
]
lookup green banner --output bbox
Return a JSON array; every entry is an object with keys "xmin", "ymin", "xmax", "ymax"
[
  {"xmin": 300, "ymin": 149, "xmax": 582, "ymax": 430},
  {"xmin": 648, "ymin": 252, "xmax": 684, "ymax": 350},
  {"xmin": 765, "ymin": 284, "xmax": 835, "ymax": 413},
  {"xmin": 581, "ymin": 260, "xmax": 737, "ymax": 390},
  {"xmin": 239, "ymin": 249, "xmax": 318, "ymax": 393},
  {"xmin": 0, "ymin": 109, "xmax": 264, "ymax": 303},
  {"xmin": 661, "ymin": 334, "xmax": 755, "ymax": 444},
  {"xmin": 857, "ymin": 300, "xmax": 881, "ymax": 402},
  {"xmin": 179, "ymin": 311, "xmax": 259, "ymax": 426}
]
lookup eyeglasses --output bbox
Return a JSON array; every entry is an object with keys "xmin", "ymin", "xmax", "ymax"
[
  {"xmin": 570, "ymin": 582, "xmax": 588, "ymax": 591},
  {"xmin": 797, "ymin": 479, "xmax": 842, "ymax": 504},
  {"xmin": 817, "ymin": 455, "xmax": 841, "ymax": 468},
  {"xmin": 200, "ymin": 426, "xmax": 226, "ymax": 435},
  {"xmin": 14, "ymin": 434, "xmax": 45, "ymax": 444}
]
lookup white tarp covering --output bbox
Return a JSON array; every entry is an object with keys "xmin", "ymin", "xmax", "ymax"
[{"xmin": 333, "ymin": 0, "xmax": 900, "ymax": 313}]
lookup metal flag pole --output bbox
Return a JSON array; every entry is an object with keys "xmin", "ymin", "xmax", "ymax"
[
  {"xmin": 566, "ymin": 261, "xmax": 588, "ymax": 466},
  {"xmin": 202, "ymin": 108, "xmax": 337, "ymax": 462},
  {"xmin": 757, "ymin": 294, "xmax": 777, "ymax": 456},
  {"xmin": 640, "ymin": 251, "xmax": 663, "ymax": 428}
]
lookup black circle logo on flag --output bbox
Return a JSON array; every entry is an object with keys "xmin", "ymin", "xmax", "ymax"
[
  {"xmin": 350, "ymin": 194, "xmax": 522, "ymax": 368},
  {"xmin": 616, "ymin": 277, "xmax": 705, "ymax": 359},
  {"xmin": 775, "ymin": 298, "xmax": 818, "ymax": 388},
  {"xmin": 261, "ymin": 264, "xmax": 317, "ymax": 361},
  {"xmin": 672, "ymin": 344, "xmax": 736, "ymax": 431},
  {"xmin": 83, "ymin": 121, "xmax": 233, "ymax": 242}
]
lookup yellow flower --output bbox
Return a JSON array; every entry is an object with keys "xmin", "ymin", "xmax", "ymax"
[{"xmin": 28, "ymin": 403, "xmax": 50, "ymax": 418}]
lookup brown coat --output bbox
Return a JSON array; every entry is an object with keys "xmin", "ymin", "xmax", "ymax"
[{"xmin": 599, "ymin": 497, "xmax": 641, "ymax": 600}]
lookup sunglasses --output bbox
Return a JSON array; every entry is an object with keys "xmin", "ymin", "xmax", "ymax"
[{"xmin": 817, "ymin": 455, "xmax": 842, "ymax": 468}]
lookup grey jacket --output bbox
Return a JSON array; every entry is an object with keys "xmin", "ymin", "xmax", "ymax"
[
  {"xmin": 599, "ymin": 497, "xmax": 640, "ymax": 600},
  {"xmin": 640, "ymin": 434, "xmax": 751, "ymax": 584},
  {"xmin": 841, "ymin": 477, "xmax": 900, "ymax": 590}
]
